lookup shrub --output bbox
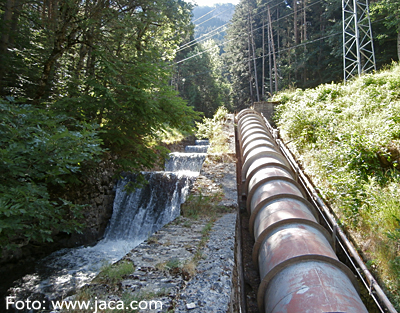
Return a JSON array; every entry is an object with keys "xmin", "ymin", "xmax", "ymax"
[
  {"xmin": 195, "ymin": 106, "xmax": 230, "ymax": 153},
  {"xmin": 273, "ymin": 62, "xmax": 400, "ymax": 309},
  {"xmin": 0, "ymin": 100, "xmax": 104, "ymax": 252}
]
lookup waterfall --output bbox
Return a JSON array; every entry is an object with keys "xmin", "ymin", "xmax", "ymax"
[
  {"xmin": 184, "ymin": 145, "xmax": 209, "ymax": 153},
  {"xmin": 195, "ymin": 139, "xmax": 209, "ymax": 145},
  {"xmin": 165, "ymin": 152, "xmax": 207, "ymax": 172},
  {"xmin": 7, "ymin": 139, "xmax": 208, "ymax": 308},
  {"xmin": 104, "ymin": 172, "xmax": 193, "ymax": 242}
]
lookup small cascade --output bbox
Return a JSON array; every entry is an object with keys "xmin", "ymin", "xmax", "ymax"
[
  {"xmin": 7, "ymin": 138, "xmax": 208, "ymax": 309},
  {"xmin": 8, "ymin": 172, "xmax": 194, "ymax": 304},
  {"xmin": 165, "ymin": 152, "xmax": 207, "ymax": 172},
  {"xmin": 185, "ymin": 145, "xmax": 209, "ymax": 153},
  {"xmin": 105, "ymin": 172, "xmax": 193, "ymax": 242},
  {"xmin": 195, "ymin": 139, "xmax": 209, "ymax": 145}
]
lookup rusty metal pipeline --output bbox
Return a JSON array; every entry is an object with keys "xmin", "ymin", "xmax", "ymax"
[{"xmin": 236, "ymin": 109, "xmax": 368, "ymax": 313}]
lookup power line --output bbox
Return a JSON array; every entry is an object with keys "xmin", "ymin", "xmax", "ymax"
[
  {"xmin": 192, "ymin": 7, "xmax": 217, "ymax": 23},
  {"xmin": 175, "ymin": 0, "xmax": 339, "ymax": 74},
  {"xmin": 177, "ymin": 7, "xmax": 234, "ymax": 52},
  {"xmin": 178, "ymin": 32, "xmax": 342, "ymax": 80},
  {"xmin": 176, "ymin": 23, "xmax": 230, "ymax": 53},
  {"xmin": 176, "ymin": 0, "xmax": 314, "ymax": 55},
  {"xmin": 176, "ymin": 37, "xmax": 236, "ymax": 65},
  {"xmin": 194, "ymin": 7, "xmax": 233, "ymax": 28}
]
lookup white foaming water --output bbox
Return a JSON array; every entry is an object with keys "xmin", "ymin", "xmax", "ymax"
[
  {"xmin": 184, "ymin": 145, "xmax": 209, "ymax": 153},
  {"xmin": 8, "ymin": 141, "xmax": 207, "ymax": 308},
  {"xmin": 195, "ymin": 139, "xmax": 209, "ymax": 145},
  {"xmin": 164, "ymin": 152, "xmax": 207, "ymax": 172}
]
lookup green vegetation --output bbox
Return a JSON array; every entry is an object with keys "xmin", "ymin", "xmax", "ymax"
[
  {"xmin": 181, "ymin": 190, "xmax": 225, "ymax": 220},
  {"xmin": 224, "ymin": 0, "xmax": 399, "ymax": 106},
  {"xmin": 94, "ymin": 260, "xmax": 135, "ymax": 285},
  {"xmin": 174, "ymin": 39, "xmax": 232, "ymax": 118},
  {"xmin": 273, "ymin": 62, "xmax": 400, "ymax": 309},
  {"xmin": 0, "ymin": 0, "xmax": 203, "ymax": 253},
  {"xmin": 371, "ymin": 0, "xmax": 400, "ymax": 61},
  {"xmin": 196, "ymin": 106, "xmax": 230, "ymax": 153},
  {"xmin": 0, "ymin": 100, "xmax": 104, "ymax": 250}
]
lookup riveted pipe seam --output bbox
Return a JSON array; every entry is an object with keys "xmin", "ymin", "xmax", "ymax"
[
  {"xmin": 246, "ymin": 176, "xmax": 307, "ymax": 214},
  {"xmin": 248, "ymin": 194, "xmax": 320, "ymax": 237}
]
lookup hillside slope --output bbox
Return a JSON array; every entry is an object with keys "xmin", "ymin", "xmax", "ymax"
[
  {"xmin": 273, "ymin": 63, "xmax": 400, "ymax": 310},
  {"xmin": 192, "ymin": 4, "xmax": 235, "ymax": 41}
]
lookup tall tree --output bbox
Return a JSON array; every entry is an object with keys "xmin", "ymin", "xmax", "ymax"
[
  {"xmin": 0, "ymin": 0, "xmax": 199, "ymax": 171},
  {"xmin": 224, "ymin": 0, "xmax": 255, "ymax": 109},
  {"xmin": 371, "ymin": 0, "xmax": 400, "ymax": 62},
  {"xmin": 175, "ymin": 38, "xmax": 232, "ymax": 118}
]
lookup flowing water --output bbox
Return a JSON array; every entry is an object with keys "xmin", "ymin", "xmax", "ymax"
[
  {"xmin": 6, "ymin": 141, "xmax": 208, "ymax": 310},
  {"xmin": 184, "ymin": 145, "xmax": 209, "ymax": 153},
  {"xmin": 165, "ymin": 152, "xmax": 207, "ymax": 172}
]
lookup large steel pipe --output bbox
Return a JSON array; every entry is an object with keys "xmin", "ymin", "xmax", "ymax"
[
  {"xmin": 236, "ymin": 109, "xmax": 368, "ymax": 313},
  {"xmin": 262, "ymin": 258, "xmax": 368, "ymax": 313},
  {"xmin": 242, "ymin": 138, "xmax": 278, "ymax": 161}
]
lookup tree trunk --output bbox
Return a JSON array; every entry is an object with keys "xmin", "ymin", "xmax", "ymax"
[
  {"xmin": 9, "ymin": 0, "xmax": 21, "ymax": 47},
  {"xmin": 247, "ymin": 12, "xmax": 253, "ymax": 104},
  {"xmin": 34, "ymin": 47, "xmax": 65, "ymax": 104},
  {"xmin": 303, "ymin": 0, "xmax": 307, "ymax": 85},
  {"xmin": 1, "ymin": 0, "xmax": 14, "ymax": 53},
  {"xmin": 262, "ymin": 15, "xmax": 265, "ymax": 100},
  {"xmin": 0, "ymin": 0, "xmax": 14, "ymax": 93},
  {"xmin": 268, "ymin": 6, "xmax": 278, "ymax": 93},
  {"xmin": 398, "ymin": 30, "xmax": 400, "ymax": 61},
  {"xmin": 294, "ymin": 0, "xmax": 299, "ymax": 45}
]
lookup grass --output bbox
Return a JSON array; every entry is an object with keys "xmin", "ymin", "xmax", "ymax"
[
  {"xmin": 154, "ymin": 125, "xmax": 190, "ymax": 145},
  {"xmin": 272, "ymin": 62, "xmax": 400, "ymax": 309},
  {"xmin": 93, "ymin": 260, "xmax": 135, "ymax": 285},
  {"xmin": 181, "ymin": 189, "xmax": 226, "ymax": 219},
  {"xmin": 66, "ymin": 259, "xmax": 171, "ymax": 313}
]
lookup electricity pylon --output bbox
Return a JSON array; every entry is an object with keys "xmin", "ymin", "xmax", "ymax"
[{"xmin": 342, "ymin": 0, "xmax": 376, "ymax": 82}]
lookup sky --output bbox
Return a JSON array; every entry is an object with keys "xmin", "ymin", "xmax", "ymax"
[{"xmin": 187, "ymin": 0, "xmax": 239, "ymax": 7}]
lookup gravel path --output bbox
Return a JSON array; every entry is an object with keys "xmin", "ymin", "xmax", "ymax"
[{"xmin": 175, "ymin": 213, "xmax": 236, "ymax": 312}]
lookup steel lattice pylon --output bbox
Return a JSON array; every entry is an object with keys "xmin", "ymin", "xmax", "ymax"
[{"xmin": 342, "ymin": 0, "xmax": 376, "ymax": 82}]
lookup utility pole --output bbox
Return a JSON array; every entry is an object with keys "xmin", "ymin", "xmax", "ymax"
[
  {"xmin": 303, "ymin": 0, "xmax": 307, "ymax": 85},
  {"xmin": 250, "ymin": 10, "xmax": 260, "ymax": 102},
  {"xmin": 342, "ymin": 0, "xmax": 376, "ymax": 82},
  {"xmin": 268, "ymin": 22, "xmax": 273, "ymax": 96},
  {"xmin": 268, "ymin": 5, "xmax": 278, "ymax": 93},
  {"xmin": 247, "ymin": 13, "xmax": 254, "ymax": 104},
  {"xmin": 262, "ymin": 14, "xmax": 265, "ymax": 100}
]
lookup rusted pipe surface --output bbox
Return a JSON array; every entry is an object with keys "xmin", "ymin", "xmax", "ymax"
[
  {"xmin": 236, "ymin": 109, "xmax": 369, "ymax": 313},
  {"xmin": 250, "ymin": 195, "xmax": 319, "ymax": 237},
  {"xmin": 262, "ymin": 259, "xmax": 368, "ymax": 313},
  {"xmin": 255, "ymin": 220, "xmax": 336, "ymax": 276},
  {"xmin": 247, "ymin": 177, "xmax": 305, "ymax": 214},
  {"xmin": 241, "ymin": 151, "xmax": 291, "ymax": 180}
]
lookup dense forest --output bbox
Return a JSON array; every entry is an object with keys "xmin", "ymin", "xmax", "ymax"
[
  {"xmin": 224, "ymin": 0, "xmax": 399, "ymax": 109},
  {"xmin": 0, "ymin": 0, "xmax": 399, "ymax": 268},
  {"xmin": 0, "ymin": 0, "xmax": 200, "ymax": 252}
]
